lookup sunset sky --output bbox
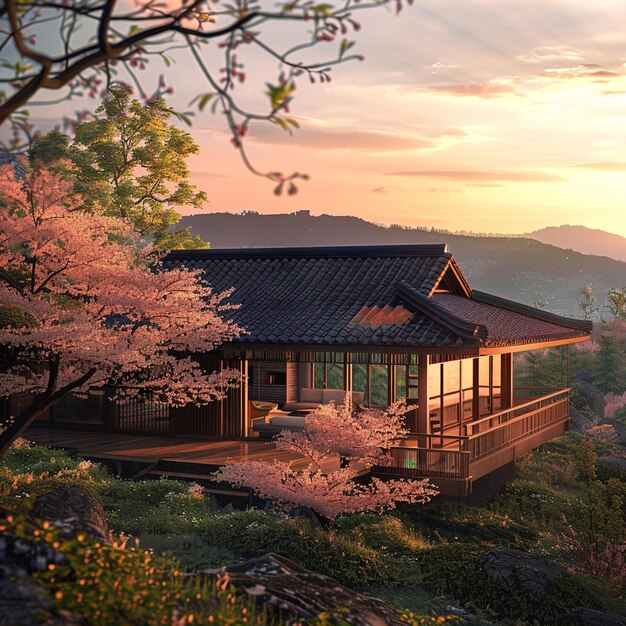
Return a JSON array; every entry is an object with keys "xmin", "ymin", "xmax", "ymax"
[{"xmin": 22, "ymin": 0, "xmax": 626, "ymax": 236}]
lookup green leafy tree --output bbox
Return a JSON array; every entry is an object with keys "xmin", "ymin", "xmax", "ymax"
[
  {"xmin": 579, "ymin": 283, "xmax": 600, "ymax": 320},
  {"xmin": 30, "ymin": 84, "xmax": 208, "ymax": 250},
  {"xmin": 592, "ymin": 335, "xmax": 624, "ymax": 394},
  {"xmin": 607, "ymin": 287, "xmax": 626, "ymax": 319}
]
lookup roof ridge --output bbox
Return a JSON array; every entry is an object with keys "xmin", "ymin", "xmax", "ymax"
[
  {"xmin": 164, "ymin": 243, "xmax": 450, "ymax": 260},
  {"xmin": 471, "ymin": 290, "xmax": 593, "ymax": 332},
  {"xmin": 396, "ymin": 281, "xmax": 487, "ymax": 343}
]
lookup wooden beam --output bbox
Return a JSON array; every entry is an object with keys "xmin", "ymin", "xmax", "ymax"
[{"xmin": 417, "ymin": 354, "xmax": 430, "ymax": 441}]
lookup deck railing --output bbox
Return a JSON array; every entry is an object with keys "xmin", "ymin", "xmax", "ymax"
[
  {"xmin": 467, "ymin": 389, "xmax": 569, "ymax": 461},
  {"xmin": 375, "ymin": 389, "xmax": 570, "ymax": 481}
]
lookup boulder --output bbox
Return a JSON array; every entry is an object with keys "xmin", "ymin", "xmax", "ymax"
[
  {"xmin": 203, "ymin": 553, "xmax": 403, "ymax": 626},
  {"xmin": 0, "ymin": 508, "xmax": 86, "ymax": 626},
  {"xmin": 479, "ymin": 547, "xmax": 566, "ymax": 597},
  {"xmin": 32, "ymin": 485, "xmax": 108, "ymax": 542},
  {"xmin": 571, "ymin": 607, "xmax": 625, "ymax": 626}
]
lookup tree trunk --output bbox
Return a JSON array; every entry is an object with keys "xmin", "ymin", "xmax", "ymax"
[
  {"xmin": 0, "ymin": 367, "xmax": 97, "ymax": 457},
  {"xmin": 0, "ymin": 396, "xmax": 51, "ymax": 457}
]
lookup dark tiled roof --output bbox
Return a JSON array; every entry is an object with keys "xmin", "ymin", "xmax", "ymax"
[{"xmin": 163, "ymin": 244, "xmax": 591, "ymax": 349}]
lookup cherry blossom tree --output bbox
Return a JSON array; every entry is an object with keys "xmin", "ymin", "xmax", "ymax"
[
  {"xmin": 604, "ymin": 392, "xmax": 626, "ymax": 420},
  {"xmin": 215, "ymin": 399, "xmax": 437, "ymax": 523},
  {"xmin": 0, "ymin": 162, "xmax": 241, "ymax": 456}
]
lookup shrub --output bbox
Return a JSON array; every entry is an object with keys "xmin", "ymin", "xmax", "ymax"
[
  {"xmin": 1, "ymin": 513, "xmax": 278, "ymax": 626},
  {"xmin": 140, "ymin": 533, "xmax": 236, "ymax": 571},
  {"xmin": 195, "ymin": 512, "xmax": 390, "ymax": 588},
  {"xmin": 0, "ymin": 442, "xmax": 111, "ymax": 509},
  {"xmin": 335, "ymin": 514, "xmax": 431, "ymax": 554},
  {"xmin": 417, "ymin": 544, "xmax": 606, "ymax": 626},
  {"xmin": 97, "ymin": 479, "xmax": 219, "ymax": 536}
]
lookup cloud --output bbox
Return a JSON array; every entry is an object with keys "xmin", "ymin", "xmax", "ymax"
[
  {"xmin": 539, "ymin": 64, "xmax": 621, "ymax": 81},
  {"xmin": 516, "ymin": 45, "xmax": 584, "ymax": 65},
  {"xmin": 429, "ymin": 187, "xmax": 466, "ymax": 193},
  {"xmin": 571, "ymin": 162, "xmax": 626, "ymax": 171},
  {"xmin": 426, "ymin": 81, "xmax": 520, "ymax": 99},
  {"xmin": 249, "ymin": 125, "xmax": 434, "ymax": 153},
  {"xmin": 372, "ymin": 186, "xmax": 391, "ymax": 193},
  {"xmin": 427, "ymin": 61, "xmax": 460, "ymax": 74},
  {"xmin": 386, "ymin": 170, "xmax": 565, "ymax": 182},
  {"xmin": 190, "ymin": 170, "xmax": 230, "ymax": 179}
]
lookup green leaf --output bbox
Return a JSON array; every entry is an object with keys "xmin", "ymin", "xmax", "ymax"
[{"xmin": 197, "ymin": 93, "xmax": 216, "ymax": 112}]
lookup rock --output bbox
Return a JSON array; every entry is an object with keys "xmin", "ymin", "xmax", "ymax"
[
  {"xmin": 221, "ymin": 503, "xmax": 235, "ymax": 514},
  {"xmin": 571, "ymin": 607, "xmax": 625, "ymax": 625},
  {"xmin": 479, "ymin": 547, "xmax": 566, "ymax": 597},
  {"xmin": 0, "ymin": 509, "xmax": 86, "ymax": 626},
  {"xmin": 444, "ymin": 604, "xmax": 494, "ymax": 624},
  {"xmin": 0, "ymin": 578, "xmax": 52, "ymax": 626},
  {"xmin": 32, "ymin": 485, "xmax": 108, "ymax": 542},
  {"xmin": 202, "ymin": 553, "xmax": 403, "ymax": 626},
  {"xmin": 0, "ymin": 507, "xmax": 66, "ymax": 579}
]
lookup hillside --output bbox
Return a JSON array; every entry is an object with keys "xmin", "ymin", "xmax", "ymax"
[
  {"xmin": 179, "ymin": 211, "xmax": 626, "ymax": 317},
  {"xmin": 528, "ymin": 225, "xmax": 626, "ymax": 262}
]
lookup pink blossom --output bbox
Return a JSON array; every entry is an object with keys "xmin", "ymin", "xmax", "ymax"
[
  {"xmin": 216, "ymin": 399, "xmax": 437, "ymax": 520},
  {"xmin": 0, "ymin": 163, "xmax": 241, "ymax": 410}
]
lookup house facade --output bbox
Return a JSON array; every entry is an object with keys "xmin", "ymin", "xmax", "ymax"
[{"xmin": 33, "ymin": 244, "xmax": 592, "ymax": 496}]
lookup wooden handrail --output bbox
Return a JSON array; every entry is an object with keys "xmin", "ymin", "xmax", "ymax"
[
  {"xmin": 465, "ymin": 388, "xmax": 569, "ymax": 434},
  {"xmin": 468, "ymin": 397, "xmax": 568, "ymax": 441}
]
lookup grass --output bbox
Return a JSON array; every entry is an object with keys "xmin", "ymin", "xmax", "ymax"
[{"xmin": 1, "ymin": 433, "xmax": 624, "ymax": 625}]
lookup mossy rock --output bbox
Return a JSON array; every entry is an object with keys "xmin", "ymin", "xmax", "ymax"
[{"xmin": 418, "ymin": 544, "xmax": 606, "ymax": 625}]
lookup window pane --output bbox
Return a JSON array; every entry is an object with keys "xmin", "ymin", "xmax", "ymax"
[
  {"xmin": 395, "ymin": 365, "xmax": 407, "ymax": 399},
  {"xmin": 479, "ymin": 356, "xmax": 490, "ymax": 386},
  {"xmin": 461, "ymin": 358, "xmax": 474, "ymax": 390},
  {"xmin": 428, "ymin": 364, "xmax": 441, "ymax": 398},
  {"xmin": 370, "ymin": 364, "xmax": 389, "ymax": 407},
  {"xmin": 314, "ymin": 363, "xmax": 325, "ymax": 389},
  {"xmin": 327, "ymin": 363, "xmax": 344, "ymax": 390},
  {"xmin": 428, "ymin": 395, "xmax": 441, "ymax": 425},
  {"xmin": 443, "ymin": 361, "xmax": 461, "ymax": 394},
  {"xmin": 493, "ymin": 356, "xmax": 502, "ymax": 387},
  {"xmin": 493, "ymin": 387, "xmax": 502, "ymax": 412},
  {"xmin": 462, "ymin": 389, "xmax": 474, "ymax": 421},
  {"xmin": 479, "ymin": 388, "xmax": 491, "ymax": 416},
  {"xmin": 352, "ymin": 364, "xmax": 367, "ymax": 398},
  {"xmin": 443, "ymin": 392, "xmax": 461, "ymax": 427}
]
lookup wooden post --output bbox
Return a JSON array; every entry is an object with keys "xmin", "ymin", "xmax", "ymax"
[
  {"xmin": 388, "ymin": 362, "xmax": 397, "ymax": 405},
  {"xmin": 504, "ymin": 353, "xmax": 514, "ymax": 409},
  {"xmin": 417, "ymin": 354, "xmax": 430, "ymax": 444},
  {"xmin": 240, "ymin": 358, "xmax": 249, "ymax": 437}
]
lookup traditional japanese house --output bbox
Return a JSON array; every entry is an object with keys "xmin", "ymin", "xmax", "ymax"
[{"xmin": 28, "ymin": 244, "xmax": 592, "ymax": 496}]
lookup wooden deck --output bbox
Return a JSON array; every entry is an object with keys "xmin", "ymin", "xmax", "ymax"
[{"xmin": 25, "ymin": 427, "xmax": 339, "ymax": 473}]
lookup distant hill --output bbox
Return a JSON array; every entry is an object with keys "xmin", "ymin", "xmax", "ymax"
[
  {"xmin": 527, "ymin": 225, "xmax": 626, "ymax": 262},
  {"xmin": 179, "ymin": 211, "xmax": 626, "ymax": 317}
]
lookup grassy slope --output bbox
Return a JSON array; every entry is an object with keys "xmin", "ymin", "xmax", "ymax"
[{"xmin": 1, "ymin": 433, "xmax": 625, "ymax": 625}]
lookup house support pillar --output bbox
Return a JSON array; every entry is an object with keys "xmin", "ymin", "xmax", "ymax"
[{"xmin": 417, "ymin": 354, "xmax": 430, "ymax": 443}]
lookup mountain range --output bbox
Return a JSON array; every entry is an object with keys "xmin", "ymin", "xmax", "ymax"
[
  {"xmin": 179, "ymin": 211, "xmax": 626, "ymax": 317},
  {"xmin": 526, "ymin": 225, "xmax": 626, "ymax": 262}
]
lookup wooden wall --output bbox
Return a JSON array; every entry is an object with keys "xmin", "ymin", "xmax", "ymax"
[
  {"xmin": 248, "ymin": 360, "xmax": 298, "ymax": 404},
  {"xmin": 170, "ymin": 352, "xmax": 249, "ymax": 438}
]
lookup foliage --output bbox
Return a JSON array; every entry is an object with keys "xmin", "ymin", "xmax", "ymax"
[
  {"xmin": 0, "ymin": 164, "xmax": 240, "ymax": 455},
  {"xmin": 216, "ymin": 399, "xmax": 437, "ymax": 522},
  {"xmin": 31, "ymin": 86, "xmax": 209, "ymax": 250},
  {"xmin": 1, "ymin": 513, "xmax": 281, "ymax": 626},
  {"xmin": 605, "ymin": 391, "xmax": 626, "ymax": 419},
  {"xmin": 579, "ymin": 283, "xmax": 600, "ymax": 320},
  {"xmin": 417, "ymin": 544, "xmax": 606, "ymax": 626},
  {"xmin": 592, "ymin": 335, "xmax": 624, "ymax": 394},
  {"xmin": 607, "ymin": 287, "xmax": 626, "ymax": 319},
  {"xmin": 0, "ymin": 0, "xmax": 407, "ymax": 191}
]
